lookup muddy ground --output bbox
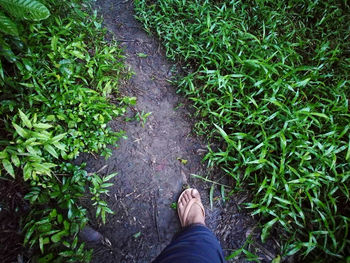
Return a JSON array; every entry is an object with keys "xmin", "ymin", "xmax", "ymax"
[{"xmin": 75, "ymin": 0, "xmax": 280, "ymax": 262}]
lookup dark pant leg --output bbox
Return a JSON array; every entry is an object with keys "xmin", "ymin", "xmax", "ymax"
[{"xmin": 153, "ymin": 224, "xmax": 225, "ymax": 263}]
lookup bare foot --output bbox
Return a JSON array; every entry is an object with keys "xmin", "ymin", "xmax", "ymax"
[{"xmin": 177, "ymin": 188, "xmax": 205, "ymax": 227}]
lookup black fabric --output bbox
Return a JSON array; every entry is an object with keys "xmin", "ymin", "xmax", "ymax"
[{"xmin": 153, "ymin": 224, "xmax": 225, "ymax": 263}]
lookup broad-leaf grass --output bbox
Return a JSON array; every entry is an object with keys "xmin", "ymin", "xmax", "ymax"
[{"xmin": 135, "ymin": 0, "xmax": 350, "ymax": 260}]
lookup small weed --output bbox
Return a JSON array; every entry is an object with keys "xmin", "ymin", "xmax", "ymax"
[
  {"xmin": 137, "ymin": 52, "xmax": 148, "ymax": 58},
  {"xmin": 226, "ymin": 235, "xmax": 259, "ymax": 262},
  {"xmin": 174, "ymin": 103, "xmax": 185, "ymax": 111},
  {"xmin": 133, "ymin": 231, "xmax": 141, "ymax": 239},
  {"xmin": 170, "ymin": 202, "xmax": 177, "ymax": 210},
  {"xmin": 177, "ymin": 157, "xmax": 188, "ymax": 165},
  {"xmin": 136, "ymin": 111, "xmax": 152, "ymax": 127}
]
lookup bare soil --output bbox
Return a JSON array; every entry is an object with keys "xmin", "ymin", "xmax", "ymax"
[
  {"xmin": 0, "ymin": 179, "xmax": 29, "ymax": 262},
  {"xmin": 75, "ymin": 0, "xmax": 280, "ymax": 262}
]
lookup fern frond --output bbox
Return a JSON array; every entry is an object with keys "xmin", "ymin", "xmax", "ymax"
[
  {"xmin": 0, "ymin": 0, "xmax": 50, "ymax": 21},
  {"xmin": 0, "ymin": 11, "xmax": 18, "ymax": 36}
]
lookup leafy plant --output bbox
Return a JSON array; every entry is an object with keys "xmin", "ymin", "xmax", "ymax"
[
  {"xmin": 135, "ymin": 0, "xmax": 350, "ymax": 260},
  {"xmin": 23, "ymin": 164, "xmax": 116, "ymax": 262},
  {"xmin": 136, "ymin": 110, "xmax": 152, "ymax": 127},
  {"xmin": 1, "ymin": 109, "xmax": 66, "ymax": 180},
  {"xmin": 0, "ymin": 0, "xmax": 50, "ymax": 38},
  {"xmin": 89, "ymin": 173, "xmax": 117, "ymax": 224},
  {"xmin": 137, "ymin": 52, "xmax": 148, "ymax": 58},
  {"xmin": 0, "ymin": 0, "xmax": 133, "ymax": 261},
  {"xmin": 0, "ymin": 0, "xmax": 50, "ymax": 21},
  {"xmin": 226, "ymin": 234, "xmax": 259, "ymax": 262},
  {"xmin": 0, "ymin": 0, "xmax": 50, "ymax": 66}
]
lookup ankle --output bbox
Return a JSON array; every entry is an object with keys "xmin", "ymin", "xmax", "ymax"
[{"xmin": 186, "ymin": 214, "xmax": 205, "ymax": 226}]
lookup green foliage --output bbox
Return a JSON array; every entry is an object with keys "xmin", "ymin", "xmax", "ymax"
[
  {"xmin": 89, "ymin": 173, "xmax": 117, "ymax": 224},
  {"xmin": 226, "ymin": 234, "xmax": 259, "ymax": 262},
  {"xmin": 0, "ymin": 0, "xmax": 50, "ymax": 66},
  {"xmin": 0, "ymin": 0, "xmax": 50, "ymax": 21},
  {"xmin": 0, "ymin": 10, "xmax": 19, "ymax": 36},
  {"xmin": 135, "ymin": 0, "xmax": 350, "ymax": 260},
  {"xmin": 1, "ymin": 0, "xmax": 132, "ymax": 261},
  {"xmin": 1, "ymin": 110, "xmax": 65, "ymax": 181},
  {"xmin": 23, "ymin": 164, "xmax": 116, "ymax": 262},
  {"xmin": 23, "ymin": 165, "xmax": 92, "ymax": 262},
  {"xmin": 136, "ymin": 110, "xmax": 152, "ymax": 127}
]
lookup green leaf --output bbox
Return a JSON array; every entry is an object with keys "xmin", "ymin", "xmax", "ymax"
[
  {"xmin": 71, "ymin": 50, "xmax": 85, "ymax": 59},
  {"xmin": 57, "ymin": 214, "xmax": 63, "ymax": 224},
  {"xmin": 23, "ymin": 163, "xmax": 32, "ymax": 180},
  {"xmin": 177, "ymin": 157, "xmax": 188, "ymax": 165},
  {"xmin": 310, "ymin": 112, "xmax": 329, "ymax": 120},
  {"xmin": 123, "ymin": 96, "xmax": 137, "ymax": 106},
  {"xmin": 2, "ymin": 159, "xmax": 15, "ymax": 177},
  {"xmin": 100, "ymin": 182, "xmax": 113, "ymax": 188},
  {"xmin": 51, "ymin": 35, "xmax": 58, "ymax": 51},
  {"xmin": 71, "ymin": 237, "xmax": 78, "ymax": 249},
  {"xmin": 88, "ymin": 67, "xmax": 93, "ymax": 78},
  {"xmin": 22, "ymin": 58, "xmax": 33, "ymax": 71},
  {"xmin": 59, "ymin": 250, "xmax": 74, "ymax": 257},
  {"xmin": 45, "ymin": 115, "xmax": 55, "ymax": 121},
  {"xmin": 286, "ymin": 246, "xmax": 301, "ymax": 256},
  {"xmin": 32, "ymin": 131, "xmax": 50, "ymax": 140},
  {"xmin": 13, "ymin": 123, "xmax": 28, "ymax": 138},
  {"xmin": 38, "ymin": 253, "xmax": 53, "ymax": 263},
  {"xmin": 52, "ymin": 133, "xmax": 66, "ymax": 143},
  {"xmin": 0, "ymin": 10, "xmax": 18, "ymax": 36},
  {"xmin": 101, "ymin": 208, "xmax": 106, "ymax": 224},
  {"xmin": 137, "ymin": 52, "xmax": 148, "ymax": 58},
  {"xmin": 63, "ymin": 220, "xmax": 70, "ymax": 231},
  {"xmin": 49, "ymin": 209, "xmax": 57, "ymax": 218},
  {"xmin": 0, "ymin": 0, "xmax": 50, "ymax": 21},
  {"xmin": 51, "ymin": 230, "xmax": 67, "ymax": 243},
  {"xmin": 33, "ymin": 123, "xmax": 53, "ymax": 129},
  {"xmin": 271, "ymin": 255, "xmax": 281, "ymax": 263},
  {"xmin": 32, "ymin": 162, "xmax": 55, "ymax": 175},
  {"xmin": 11, "ymin": 154, "xmax": 20, "ymax": 167},
  {"xmin": 53, "ymin": 142, "xmax": 66, "ymax": 151},
  {"xmin": 103, "ymin": 172, "xmax": 117, "ymax": 182},
  {"xmin": 24, "ymin": 224, "xmax": 35, "ymax": 245},
  {"xmin": 226, "ymin": 248, "xmax": 243, "ymax": 260},
  {"xmin": 133, "ymin": 231, "xmax": 141, "ymax": 238},
  {"xmin": 0, "ymin": 59, "xmax": 3, "ymax": 79},
  {"xmin": 0, "ymin": 150, "xmax": 8, "ymax": 159},
  {"xmin": 295, "ymin": 78, "xmax": 311, "ymax": 87},
  {"xmin": 44, "ymin": 144, "xmax": 58, "ymax": 159},
  {"xmin": 62, "ymin": 241, "xmax": 70, "ymax": 248},
  {"xmin": 214, "ymin": 124, "xmax": 231, "ymax": 144},
  {"xmin": 209, "ymin": 184, "xmax": 214, "ymax": 209},
  {"xmin": 346, "ymin": 141, "xmax": 350, "ymax": 161},
  {"xmin": 70, "ymin": 223, "xmax": 79, "ymax": 235},
  {"xmin": 261, "ymin": 218, "xmax": 278, "ymax": 242},
  {"xmin": 19, "ymin": 109, "xmax": 32, "ymax": 128},
  {"xmin": 35, "ymin": 218, "xmax": 49, "ymax": 225},
  {"xmin": 39, "ymin": 236, "xmax": 44, "ymax": 253},
  {"xmin": 220, "ymin": 185, "xmax": 225, "ymax": 203},
  {"xmin": 50, "ymin": 232, "xmax": 61, "ymax": 243}
]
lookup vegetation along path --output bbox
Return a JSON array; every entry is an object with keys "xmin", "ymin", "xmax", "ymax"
[{"xmin": 76, "ymin": 0, "xmax": 278, "ymax": 262}]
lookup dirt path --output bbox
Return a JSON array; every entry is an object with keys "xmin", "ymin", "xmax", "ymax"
[{"xmin": 76, "ymin": 1, "xmax": 279, "ymax": 262}]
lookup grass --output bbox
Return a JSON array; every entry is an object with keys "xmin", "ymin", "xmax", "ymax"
[{"xmin": 134, "ymin": 0, "xmax": 350, "ymax": 260}]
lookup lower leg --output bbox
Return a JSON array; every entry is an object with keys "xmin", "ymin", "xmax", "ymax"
[{"xmin": 153, "ymin": 188, "xmax": 225, "ymax": 263}]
